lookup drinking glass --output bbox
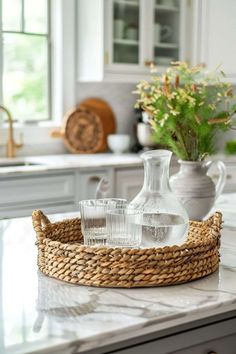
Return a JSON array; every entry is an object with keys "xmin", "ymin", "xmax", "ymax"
[
  {"xmin": 79, "ymin": 198, "xmax": 127, "ymax": 246},
  {"xmin": 106, "ymin": 208, "xmax": 143, "ymax": 248}
]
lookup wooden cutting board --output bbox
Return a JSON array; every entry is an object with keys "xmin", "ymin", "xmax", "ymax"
[
  {"xmin": 51, "ymin": 98, "xmax": 116, "ymax": 154},
  {"xmin": 79, "ymin": 98, "xmax": 116, "ymax": 151}
]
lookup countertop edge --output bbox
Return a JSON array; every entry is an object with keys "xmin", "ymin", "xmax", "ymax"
[{"xmin": 77, "ymin": 302, "xmax": 236, "ymax": 354}]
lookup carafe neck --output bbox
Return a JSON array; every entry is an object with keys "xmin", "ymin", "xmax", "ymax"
[{"xmin": 142, "ymin": 151, "xmax": 171, "ymax": 193}]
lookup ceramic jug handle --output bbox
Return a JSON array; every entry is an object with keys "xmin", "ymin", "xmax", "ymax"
[{"xmin": 206, "ymin": 160, "xmax": 226, "ymax": 200}]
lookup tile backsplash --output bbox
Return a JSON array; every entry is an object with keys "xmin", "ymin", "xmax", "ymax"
[
  {"xmin": 76, "ymin": 82, "xmax": 236, "ymax": 153},
  {"xmin": 0, "ymin": 82, "xmax": 138, "ymax": 157},
  {"xmin": 1, "ymin": 81, "xmax": 234, "ymax": 157},
  {"xmin": 76, "ymin": 82, "xmax": 137, "ymax": 135}
]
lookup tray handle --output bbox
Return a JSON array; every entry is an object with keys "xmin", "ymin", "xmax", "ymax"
[{"xmin": 32, "ymin": 210, "xmax": 51, "ymax": 244}]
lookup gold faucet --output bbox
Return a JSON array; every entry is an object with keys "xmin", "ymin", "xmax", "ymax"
[{"xmin": 0, "ymin": 105, "xmax": 23, "ymax": 158}]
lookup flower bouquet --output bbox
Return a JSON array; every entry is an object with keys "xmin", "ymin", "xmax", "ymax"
[
  {"xmin": 134, "ymin": 61, "xmax": 236, "ymax": 161},
  {"xmin": 134, "ymin": 62, "xmax": 236, "ymax": 220}
]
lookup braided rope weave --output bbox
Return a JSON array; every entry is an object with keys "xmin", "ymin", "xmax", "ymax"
[{"xmin": 32, "ymin": 210, "xmax": 222, "ymax": 288}]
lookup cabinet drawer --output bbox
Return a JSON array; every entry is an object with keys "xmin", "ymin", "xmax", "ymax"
[
  {"xmin": 171, "ymin": 332, "xmax": 236, "ymax": 354},
  {"xmin": 115, "ymin": 168, "xmax": 144, "ymax": 201},
  {"xmin": 112, "ymin": 317, "xmax": 236, "ymax": 354},
  {"xmin": 209, "ymin": 164, "xmax": 236, "ymax": 192},
  {"xmin": 0, "ymin": 201, "xmax": 75, "ymax": 219},
  {"xmin": 0, "ymin": 172, "xmax": 75, "ymax": 206}
]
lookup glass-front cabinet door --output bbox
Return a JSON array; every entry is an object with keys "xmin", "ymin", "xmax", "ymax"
[
  {"xmin": 105, "ymin": 0, "xmax": 143, "ymax": 75},
  {"xmin": 153, "ymin": 0, "xmax": 181, "ymax": 67},
  {"xmin": 104, "ymin": 0, "xmax": 186, "ymax": 79},
  {"xmin": 113, "ymin": 0, "xmax": 140, "ymax": 64}
]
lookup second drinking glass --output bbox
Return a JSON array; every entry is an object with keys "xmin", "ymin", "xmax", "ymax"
[
  {"xmin": 79, "ymin": 198, "xmax": 127, "ymax": 246},
  {"xmin": 106, "ymin": 208, "xmax": 143, "ymax": 248}
]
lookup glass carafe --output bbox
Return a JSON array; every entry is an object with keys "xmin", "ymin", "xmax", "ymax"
[{"xmin": 130, "ymin": 150, "xmax": 189, "ymax": 247}]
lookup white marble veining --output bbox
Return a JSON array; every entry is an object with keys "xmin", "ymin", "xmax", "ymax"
[{"xmin": 0, "ymin": 195, "xmax": 236, "ymax": 354}]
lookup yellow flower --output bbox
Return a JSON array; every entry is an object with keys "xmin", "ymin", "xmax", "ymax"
[{"xmin": 171, "ymin": 110, "xmax": 180, "ymax": 116}]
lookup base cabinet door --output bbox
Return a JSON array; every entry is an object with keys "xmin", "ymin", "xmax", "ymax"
[
  {"xmin": 77, "ymin": 169, "xmax": 114, "ymax": 201},
  {"xmin": 0, "ymin": 171, "xmax": 76, "ymax": 219},
  {"xmin": 115, "ymin": 164, "xmax": 178, "ymax": 202},
  {"xmin": 110, "ymin": 317, "xmax": 236, "ymax": 354},
  {"xmin": 209, "ymin": 163, "xmax": 236, "ymax": 193},
  {"xmin": 115, "ymin": 168, "xmax": 144, "ymax": 201},
  {"xmin": 171, "ymin": 333, "xmax": 236, "ymax": 354},
  {"xmin": 0, "ymin": 172, "xmax": 75, "ymax": 205},
  {"xmin": 0, "ymin": 202, "xmax": 75, "ymax": 219}
]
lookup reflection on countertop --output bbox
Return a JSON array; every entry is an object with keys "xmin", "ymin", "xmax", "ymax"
[{"xmin": 0, "ymin": 194, "xmax": 236, "ymax": 354}]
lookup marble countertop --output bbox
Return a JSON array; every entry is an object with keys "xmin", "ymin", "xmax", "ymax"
[
  {"xmin": 0, "ymin": 153, "xmax": 143, "ymax": 175},
  {"xmin": 0, "ymin": 194, "xmax": 236, "ymax": 354},
  {"xmin": 0, "ymin": 152, "xmax": 235, "ymax": 176}
]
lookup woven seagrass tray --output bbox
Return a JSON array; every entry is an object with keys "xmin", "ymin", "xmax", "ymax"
[{"xmin": 32, "ymin": 210, "xmax": 222, "ymax": 288}]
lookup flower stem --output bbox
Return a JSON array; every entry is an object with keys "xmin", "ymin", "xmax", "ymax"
[{"xmin": 175, "ymin": 128, "xmax": 190, "ymax": 160}]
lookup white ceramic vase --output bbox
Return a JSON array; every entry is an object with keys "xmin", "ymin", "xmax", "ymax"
[
  {"xmin": 169, "ymin": 160, "xmax": 226, "ymax": 220},
  {"xmin": 137, "ymin": 123, "xmax": 157, "ymax": 149}
]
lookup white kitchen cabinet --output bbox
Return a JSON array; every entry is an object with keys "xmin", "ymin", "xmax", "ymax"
[
  {"xmin": 115, "ymin": 168, "xmax": 144, "ymax": 201},
  {"xmin": 111, "ymin": 317, "xmax": 236, "ymax": 354},
  {"xmin": 1, "ymin": 158, "xmax": 234, "ymax": 219},
  {"xmin": 77, "ymin": 0, "xmax": 189, "ymax": 82},
  {"xmin": 1, "ymin": 166, "xmax": 145, "ymax": 219},
  {"xmin": 115, "ymin": 163, "xmax": 179, "ymax": 201},
  {"xmin": 171, "ymin": 334, "xmax": 236, "ymax": 354},
  {"xmin": 0, "ymin": 168, "xmax": 116, "ymax": 219},
  {"xmin": 0, "ymin": 171, "xmax": 76, "ymax": 219},
  {"xmin": 191, "ymin": 0, "xmax": 236, "ymax": 82},
  {"xmin": 77, "ymin": 169, "xmax": 114, "ymax": 200},
  {"xmin": 207, "ymin": 162, "xmax": 236, "ymax": 193},
  {"xmin": 1, "ymin": 172, "xmax": 74, "ymax": 205},
  {"xmin": 1, "ymin": 202, "xmax": 75, "ymax": 219}
]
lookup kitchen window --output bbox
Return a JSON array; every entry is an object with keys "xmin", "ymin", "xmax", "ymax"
[{"xmin": 0, "ymin": 0, "xmax": 51, "ymax": 122}]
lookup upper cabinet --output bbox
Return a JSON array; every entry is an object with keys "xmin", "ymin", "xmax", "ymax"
[
  {"xmin": 110, "ymin": 0, "xmax": 141, "ymax": 66},
  {"xmin": 77, "ymin": 0, "xmax": 189, "ymax": 82},
  {"xmin": 77, "ymin": 0, "xmax": 236, "ymax": 83},
  {"xmin": 153, "ymin": 0, "xmax": 183, "ymax": 66},
  {"xmin": 191, "ymin": 0, "xmax": 236, "ymax": 82}
]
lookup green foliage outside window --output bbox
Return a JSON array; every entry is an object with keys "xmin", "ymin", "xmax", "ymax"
[{"xmin": 1, "ymin": 0, "xmax": 49, "ymax": 121}]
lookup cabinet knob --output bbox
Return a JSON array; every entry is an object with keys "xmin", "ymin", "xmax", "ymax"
[
  {"xmin": 89, "ymin": 176, "xmax": 101, "ymax": 183},
  {"xmin": 104, "ymin": 51, "xmax": 109, "ymax": 65},
  {"xmin": 144, "ymin": 60, "xmax": 155, "ymax": 67},
  {"xmin": 207, "ymin": 352, "xmax": 218, "ymax": 354}
]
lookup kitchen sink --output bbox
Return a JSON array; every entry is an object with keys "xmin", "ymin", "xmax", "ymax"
[{"xmin": 0, "ymin": 161, "xmax": 42, "ymax": 168}]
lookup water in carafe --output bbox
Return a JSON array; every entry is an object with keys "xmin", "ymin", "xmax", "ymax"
[{"xmin": 141, "ymin": 213, "xmax": 188, "ymax": 247}]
